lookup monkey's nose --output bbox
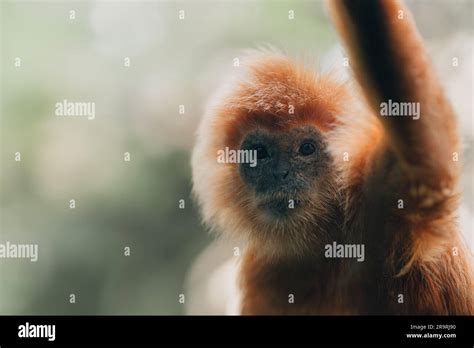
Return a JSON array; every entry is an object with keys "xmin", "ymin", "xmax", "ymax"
[{"xmin": 274, "ymin": 170, "xmax": 289, "ymax": 180}]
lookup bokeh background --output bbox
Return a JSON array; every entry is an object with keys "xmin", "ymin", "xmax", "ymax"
[{"xmin": 1, "ymin": 0, "xmax": 472, "ymax": 314}]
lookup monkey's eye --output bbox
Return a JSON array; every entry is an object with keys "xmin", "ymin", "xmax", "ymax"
[
  {"xmin": 254, "ymin": 146, "xmax": 269, "ymax": 160},
  {"xmin": 298, "ymin": 142, "xmax": 316, "ymax": 156}
]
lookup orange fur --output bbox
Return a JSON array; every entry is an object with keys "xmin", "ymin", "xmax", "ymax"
[{"xmin": 192, "ymin": 1, "xmax": 474, "ymax": 314}]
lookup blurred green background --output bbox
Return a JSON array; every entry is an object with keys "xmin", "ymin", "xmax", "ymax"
[{"xmin": 1, "ymin": 0, "xmax": 472, "ymax": 314}]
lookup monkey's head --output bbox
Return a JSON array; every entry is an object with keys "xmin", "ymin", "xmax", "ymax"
[{"xmin": 192, "ymin": 53, "xmax": 351, "ymax": 257}]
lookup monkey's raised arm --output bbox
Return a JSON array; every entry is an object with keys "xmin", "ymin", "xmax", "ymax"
[{"xmin": 328, "ymin": 0, "xmax": 459, "ymax": 193}]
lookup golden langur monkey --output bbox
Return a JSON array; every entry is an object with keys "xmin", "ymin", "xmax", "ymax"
[{"xmin": 191, "ymin": 0, "xmax": 474, "ymax": 314}]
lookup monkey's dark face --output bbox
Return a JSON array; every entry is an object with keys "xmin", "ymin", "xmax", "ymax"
[{"xmin": 239, "ymin": 125, "xmax": 330, "ymax": 217}]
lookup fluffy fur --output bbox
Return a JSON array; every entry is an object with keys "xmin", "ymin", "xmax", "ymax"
[{"xmin": 192, "ymin": 0, "xmax": 474, "ymax": 314}]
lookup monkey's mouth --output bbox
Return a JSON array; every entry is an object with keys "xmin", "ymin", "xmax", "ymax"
[{"xmin": 256, "ymin": 194, "xmax": 303, "ymax": 217}]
